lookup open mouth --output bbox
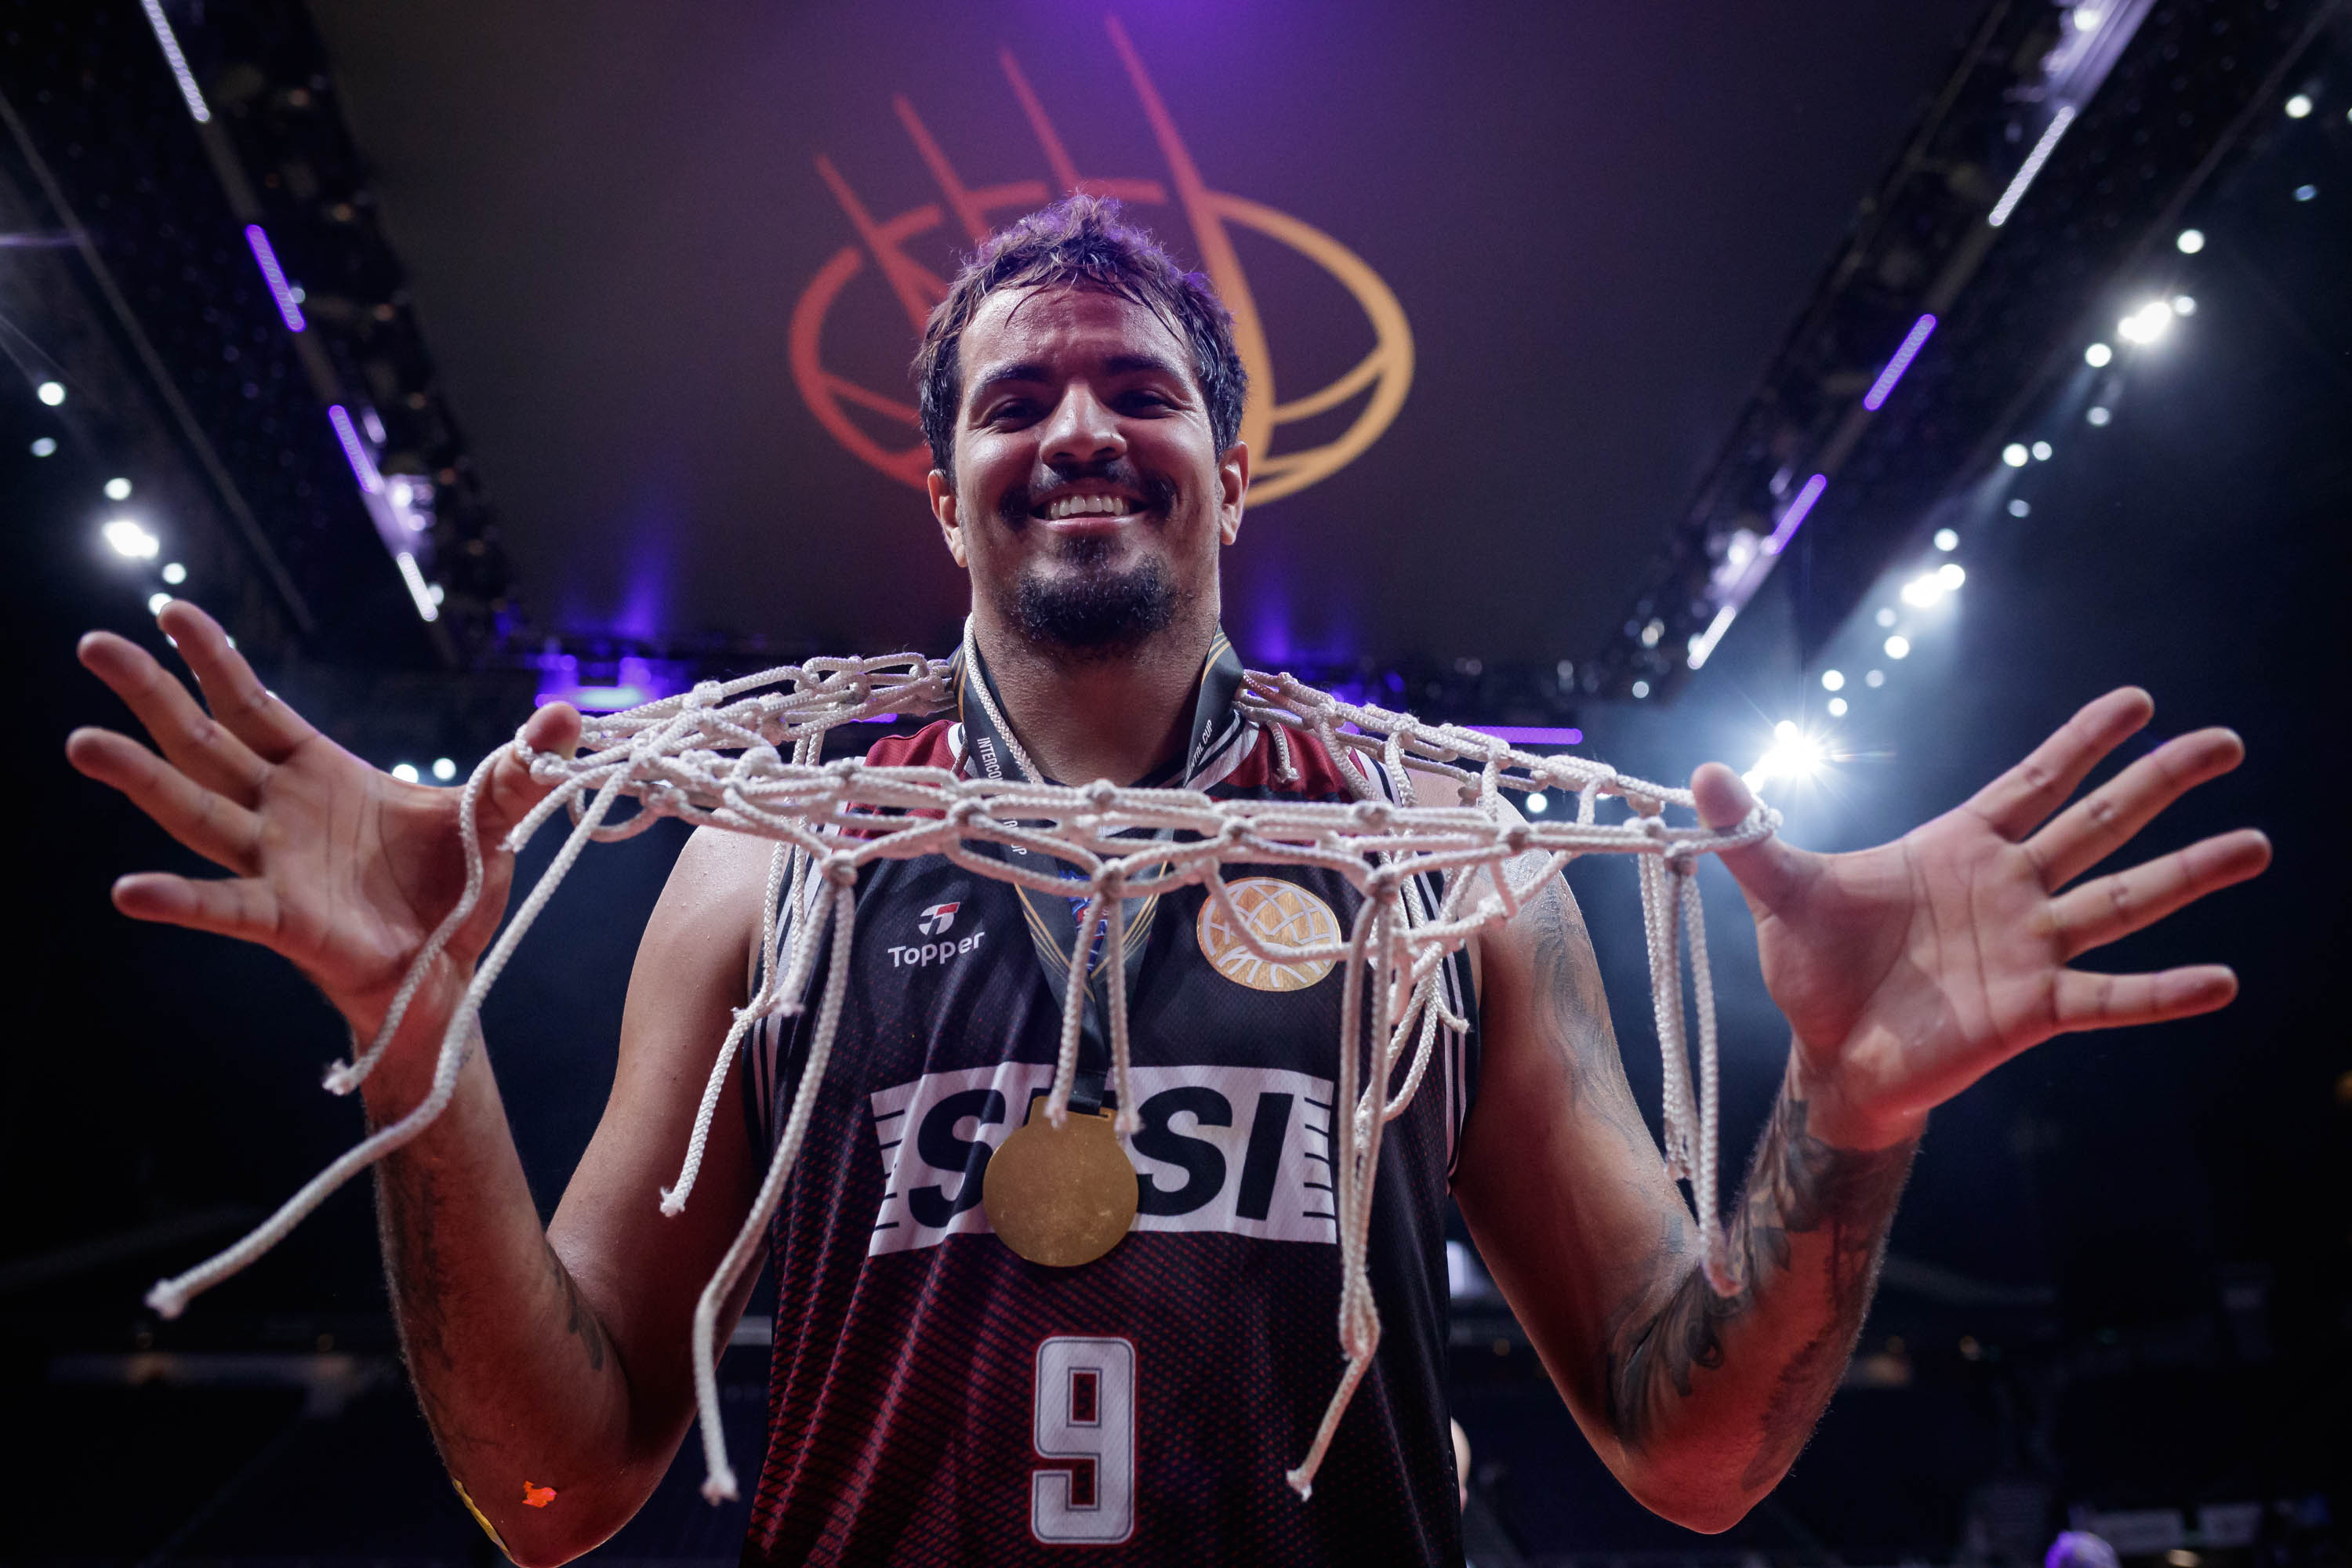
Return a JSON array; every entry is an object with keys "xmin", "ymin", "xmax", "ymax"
[{"xmin": 1031, "ymin": 489, "xmax": 1147, "ymax": 522}]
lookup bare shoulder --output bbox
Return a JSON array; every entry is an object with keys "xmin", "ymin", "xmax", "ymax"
[{"xmin": 636, "ymin": 824, "xmax": 775, "ymax": 986}]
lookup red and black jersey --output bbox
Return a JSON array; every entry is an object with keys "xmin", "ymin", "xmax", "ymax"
[{"xmin": 739, "ymin": 642, "xmax": 1478, "ymax": 1565}]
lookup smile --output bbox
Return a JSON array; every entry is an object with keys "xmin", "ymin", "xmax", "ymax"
[{"xmin": 1033, "ymin": 492, "xmax": 1145, "ymax": 521}]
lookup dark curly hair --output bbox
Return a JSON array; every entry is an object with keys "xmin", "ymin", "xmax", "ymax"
[{"xmin": 913, "ymin": 194, "xmax": 1247, "ymax": 475}]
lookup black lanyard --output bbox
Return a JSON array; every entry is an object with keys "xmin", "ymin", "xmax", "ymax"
[{"xmin": 953, "ymin": 628, "xmax": 1247, "ymax": 1112}]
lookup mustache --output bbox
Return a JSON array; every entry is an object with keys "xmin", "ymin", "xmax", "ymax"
[{"xmin": 996, "ymin": 463, "xmax": 1178, "ymax": 528}]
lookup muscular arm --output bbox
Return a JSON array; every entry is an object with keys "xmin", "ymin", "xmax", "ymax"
[
  {"xmin": 1452, "ymin": 875, "xmax": 1916, "ymax": 1532},
  {"xmin": 366, "ymin": 826, "xmax": 772, "ymax": 1565}
]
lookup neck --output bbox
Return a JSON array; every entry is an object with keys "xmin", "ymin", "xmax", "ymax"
[{"xmin": 970, "ymin": 610, "xmax": 1213, "ymax": 787}]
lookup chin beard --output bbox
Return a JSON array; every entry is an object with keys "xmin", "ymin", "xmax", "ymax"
[{"xmin": 1003, "ymin": 535, "xmax": 1184, "ymax": 661}]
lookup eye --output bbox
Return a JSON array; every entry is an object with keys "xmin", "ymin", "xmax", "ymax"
[{"xmin": 983, "ymin": 397, "xmax": 1038, "ymax": 426}]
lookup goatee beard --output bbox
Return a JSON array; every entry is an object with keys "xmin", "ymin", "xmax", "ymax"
[{"xmin": 1003, "ymin": 535, "xmax": 1185, "ymax": 661}]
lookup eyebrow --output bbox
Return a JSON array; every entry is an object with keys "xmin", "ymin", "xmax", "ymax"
[{"xmin": 964, "ymin": 352, "xmax": 1192, "ymax": 408}]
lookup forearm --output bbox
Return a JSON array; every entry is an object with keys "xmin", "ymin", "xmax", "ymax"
[
  {"xmin": 364, "ymin": 1019, "xmax": 642, "ymax": 1564},
  {"xmin": 1600, "ymin": 1051, "xmax": 1918, "ymax": 1528}
]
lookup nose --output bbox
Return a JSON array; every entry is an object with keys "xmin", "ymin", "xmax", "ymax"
[{"xmin": 1038, "ymin": 383, "xmax": 1126, "ymax": 472}]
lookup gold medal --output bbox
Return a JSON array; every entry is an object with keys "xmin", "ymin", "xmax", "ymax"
[{"xmin": 982, "ymin": 1097, "xmax": 1139, "ymax": 1267}]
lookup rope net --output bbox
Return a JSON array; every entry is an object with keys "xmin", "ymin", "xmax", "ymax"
[{"xmin": 143, "ymin": 642, "xmax": 1778, "ymax": 1504}]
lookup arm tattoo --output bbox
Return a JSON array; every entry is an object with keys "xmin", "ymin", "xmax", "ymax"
[
  {"xmin": 1602, "ymin": 1080, "xmax": 1917, "ymax": 1484},
  {"xmin": 545, "ymin": 1237, "xmax": 608, "ymax": 1373}
]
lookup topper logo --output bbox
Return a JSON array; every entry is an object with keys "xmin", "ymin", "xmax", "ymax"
[
  {"xmin": 789, "ymin": 15, "xmax": 1413, "ymax": 506},
  {"xmin": 919, "ymin": 901, "xmax": 961, "ymax": 936}
]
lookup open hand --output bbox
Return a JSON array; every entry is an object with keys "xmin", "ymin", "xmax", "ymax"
[
  {"xmin": 1690, "ymin": 688, "xmax": 2270, "ymax": 1149},
  {"xmin": 66, "ymin": 601, "xmax": 582, "ymax": 1072}
]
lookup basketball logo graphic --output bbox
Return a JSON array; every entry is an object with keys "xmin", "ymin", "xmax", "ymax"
[{"xmin": 1195, "ymin": 879, "xmax": 1341, "ymax": 993}]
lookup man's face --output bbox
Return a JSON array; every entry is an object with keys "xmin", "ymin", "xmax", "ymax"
[{"xmin": 927, "ymin": 284, "xmax": 1247, "ymax": 660}]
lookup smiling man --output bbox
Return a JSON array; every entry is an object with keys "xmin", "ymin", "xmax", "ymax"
[{"xmin": 67, "ymin": 197, "xmax": 2268, "ymax": 1565}]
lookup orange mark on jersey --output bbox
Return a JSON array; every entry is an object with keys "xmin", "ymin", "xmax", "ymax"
[{"xmin": 523, "ymin": 1483, "xmax": 557, "ymax": 1508}]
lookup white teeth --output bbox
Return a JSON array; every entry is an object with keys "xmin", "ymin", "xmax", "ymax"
[{"xmin": 1041, "ymin": 494, "xmax": 1138, "ymax": 521}]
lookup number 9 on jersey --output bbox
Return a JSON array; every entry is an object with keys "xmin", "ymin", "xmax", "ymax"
[{"xmin": 1032, "ymin": 1337, "xmax": 1136, "ymax": 1544}]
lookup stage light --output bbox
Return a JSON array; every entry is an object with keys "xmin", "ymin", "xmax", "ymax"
[
  {"xmin": 147, "ymin": 592, "xmax": 171, "ymax": 615},
  {"xmin": 2003, "ymin": 443, "xmax": 2029, "ymax": 467},
  {"xmin": 1827, "ymin": 696, "xmax": 1849, "ymax": 717},
  {"xmin": 1875, "ymin": 608, "xmax": 1898, "ymax": 627},
  {"xmin": 2293, "ymin": 184, "xmax": 2317, "ymax": 202},
  {"xmin": 2176, "ymin": 228, "xmax": 2205, "ymax": 253},
  {"xmin": 2085, "ymin": 342, "xmax": 2113, "ymax": 366},
  {"xmin": 1901, "ymin": 572, "xmax": 1949, "ymax": 608},
  {"xmin": 2008, "ymin": 499, "xmax": 2031, "ymax": 517},
  {"xmin": 1935, "ymin": 528, "xmax": 1959, "ymax": 550},
  {"xmin": 1631, "ymin": 681, "xmax": 1650, "ymax": 699},
  {"xmin": 327, "ymin": 405, "xmax": 383, "ymax": 493},
  {"xmin": 2031, "ymin": 440, "xmax": 2053, "ymax": 461},
  {"xmin": 2172, "ymin": 295, "xmax": 2196, "ymax": 316},
  {"xmin": 1885, "ymin": 635, "xmax": 1911, "ymax": 659},
  {"xmin": 1988, "ymin": 104, "xmax": 2075, "ymax": 227},
  {"xmin": 2087, "ymin": 405, "xmax": 2111, "ymax": 426},
  {"xmin": 138, "ymin": 0, "xmax": 211, "ymax": 122},
  {"xmin": 394, "ymin": 550, "xmax": 441, "ymax": 622},
  {"xmin": 432, "ymin": 757, "xmax": 458, "ymax": 782},
  {"xmin": 243, "ymin": 225, "xmax": 307, "ymax": 332},
  {"xmin": 37, "ymin": 380, "xmax": 64, "ymax": 406},
  {"xmin": 1766, "ymin": 473, "xmax": 1828, "ymax": 554},
  {"xmin": 1938, "ymin": 563, "xmax": 1965, "ymax": 590},
  {"xmin": 1862, "ymin": 314, "xmax": 1936, "ymax": 411},
  {"xmin": 31, "ymin": 437, "xmax": 56, "ymax": 457},
  {"xmin": 2118, "ymin": 299, "xmax": 2175, "ymax": 343},
  {"xmin": 1746, "ymin": 724, "xmax": 1827, "ymax": 794},
  {"xmin": 1686, "ymin": 604, "xmax": 1738, "ymax": 670},
  {"xmin": 2285, "ymin": 93, "xmax": 2313, "ymax": 118},
  {"xmin": 102, "ymin": 519, "xmax": 160, "ymax": 559},
  {"xmin": 2071, "ymin": 6, "xmax": 2104, "ymax": 30},
  {"xmin": 104, "ymin": 477, "xmax": 132, "ymax": 500},
  {"xmin": 392, "ymin": 763, "xmax": 421, "ymax": 784},
  {"xmin": 1821, "ymin": 669, "xmax": 1846, "ymax": 691},
  {"xmin": 161, "ymin": 562, "xmax": 187, "ymax": 585},
  {"xmin": 1526, "ymin": 793, "xmax": 1548, "ymax": 815},
  {"xmin": 1866, "ymin": 669, "xmax": 1886, "ymax": 688}
]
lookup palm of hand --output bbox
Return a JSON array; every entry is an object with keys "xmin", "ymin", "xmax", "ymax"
[
  {"xmin": 1699, "ymin": 688, "xmax": 2268, "ymax": 1145},
  {"xmin": 67, "ymin": 602, "xmax": 573, "ymax": 1047}
]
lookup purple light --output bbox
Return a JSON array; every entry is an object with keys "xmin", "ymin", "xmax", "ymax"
[
  {"xmin": 1861, "ymin": 314, "xmax": 1935, "ymax": 411},
  {"xmin": 326, "ymin": 405, "xmax": 382, "ymax": 493},
  {"xmin": 243, "ymin": 225, "xmax": 305, "ymax": 332},
  {"xmin": 1765, "ymin": 474, "xmax": 1828, "ymax": 555},
  {"xmin": 1465, "ymin": 724, "xmax": 1584, "ymax": 746}
]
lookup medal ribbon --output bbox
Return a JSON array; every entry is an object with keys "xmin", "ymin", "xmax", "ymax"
[{"xmin": 953, "ymin": 622, "xmax": 1247, "ymax": 1113}]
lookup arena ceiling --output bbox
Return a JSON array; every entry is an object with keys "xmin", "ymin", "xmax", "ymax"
[{"xmin": 302, "ymin": 0, "xmax": 1987, "ymax": 670}]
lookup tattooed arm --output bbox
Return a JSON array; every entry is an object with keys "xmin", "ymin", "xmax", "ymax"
[
  {"xmin": 365, "ymin": 824, "xmax": 774, "ymax": 1565},
  {"xmin": 1457, "ymin": 691, "xmax": 2263, "ymax": 1528},
  {"xmin": 1455, "ymin": 880, "xmax": 1914, "ymax": 1529}
]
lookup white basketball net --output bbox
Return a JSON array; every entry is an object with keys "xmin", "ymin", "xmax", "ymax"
[{"xmin": 144, "ymin": 641, "xmax": 1778, "ymax": 1505}]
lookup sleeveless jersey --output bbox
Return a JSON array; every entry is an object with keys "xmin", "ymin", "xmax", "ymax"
[{"xmin": 738, "ymin": 703, "xmax": 1479, "ymax": 1564}]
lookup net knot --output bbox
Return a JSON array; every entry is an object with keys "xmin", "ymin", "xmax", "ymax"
[
  {"xmin": 688, "ymin": 680, "xmax": 725, "ymax": 710},
  {"xmin": 1350, "ymin": 798, "xmax": 1393, "ymax": 831},
  {"xmin": 1085, "ymin": 779, "xmax": 1118, "ymax": 808},
  {"xmin": 821, "ymin": 852, "xmax": 858, "ymax": 887},
  {"xmin": 1504, "ymin": 822, "xmax": 1530, "ymax": 853}
]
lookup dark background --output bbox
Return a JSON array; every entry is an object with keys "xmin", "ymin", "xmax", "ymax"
[{"xmin": 2, "ymin": 1, "xmax": 2347, "ymax": 1563}]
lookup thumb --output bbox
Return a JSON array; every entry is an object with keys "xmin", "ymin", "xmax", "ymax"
[
  {"xmin": 1689, "ymin": 760, "xmax": 1800, "ymax": 915},
  {"xmin": 477, "ymin": 701, "xmax": 582, "ymax": 840}
]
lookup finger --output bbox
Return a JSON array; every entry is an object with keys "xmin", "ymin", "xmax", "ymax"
[
  {"xmin": 2025, "ymin": 726, "xmax": 2247, "ymax": 888},
  {"xmin": 478, "ymin": 702, "xmax": 583, "ymax": 841},
  {"xmin": 1690, "ymin": 760, "xmax": 1806, "ymax": 914},
  {"xmin": 67, "ymin": 727, "xmax": 265, "ymax": 873},
  {"xmin": 2043, "ymin": 828, "xmax": 2271, "ymax": 960},
  {"xmin": 78, "ymin": 629, "xmax": 270, "ymax": 805},
  {"xmin": 154, "ymin": 600, "xmax": 316, "ymax": 764},
  {"xmin": 1965, "ymin": 688, "xmax": 2154, "ymax": 841},
  {"xmin": 2051, "ymin": 963, "xmax": 2238, "ymax": 1033},
  {"xmin": 111, "ymin": 871, "xmax": 284, "ymax": 946}
]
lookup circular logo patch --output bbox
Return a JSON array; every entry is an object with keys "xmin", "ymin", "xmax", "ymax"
[{"xmin": 1196, "ymin": 878, "xmax": 1342, "ymax": 993}]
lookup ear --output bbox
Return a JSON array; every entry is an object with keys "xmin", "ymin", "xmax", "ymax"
[
  {"xmin": 1216, "ymin": 442, "xmax": 1250, "ymax": 546},
  {"xmin": 927, "ymin": 468, "xmax": 968, "ymax": 569}
]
